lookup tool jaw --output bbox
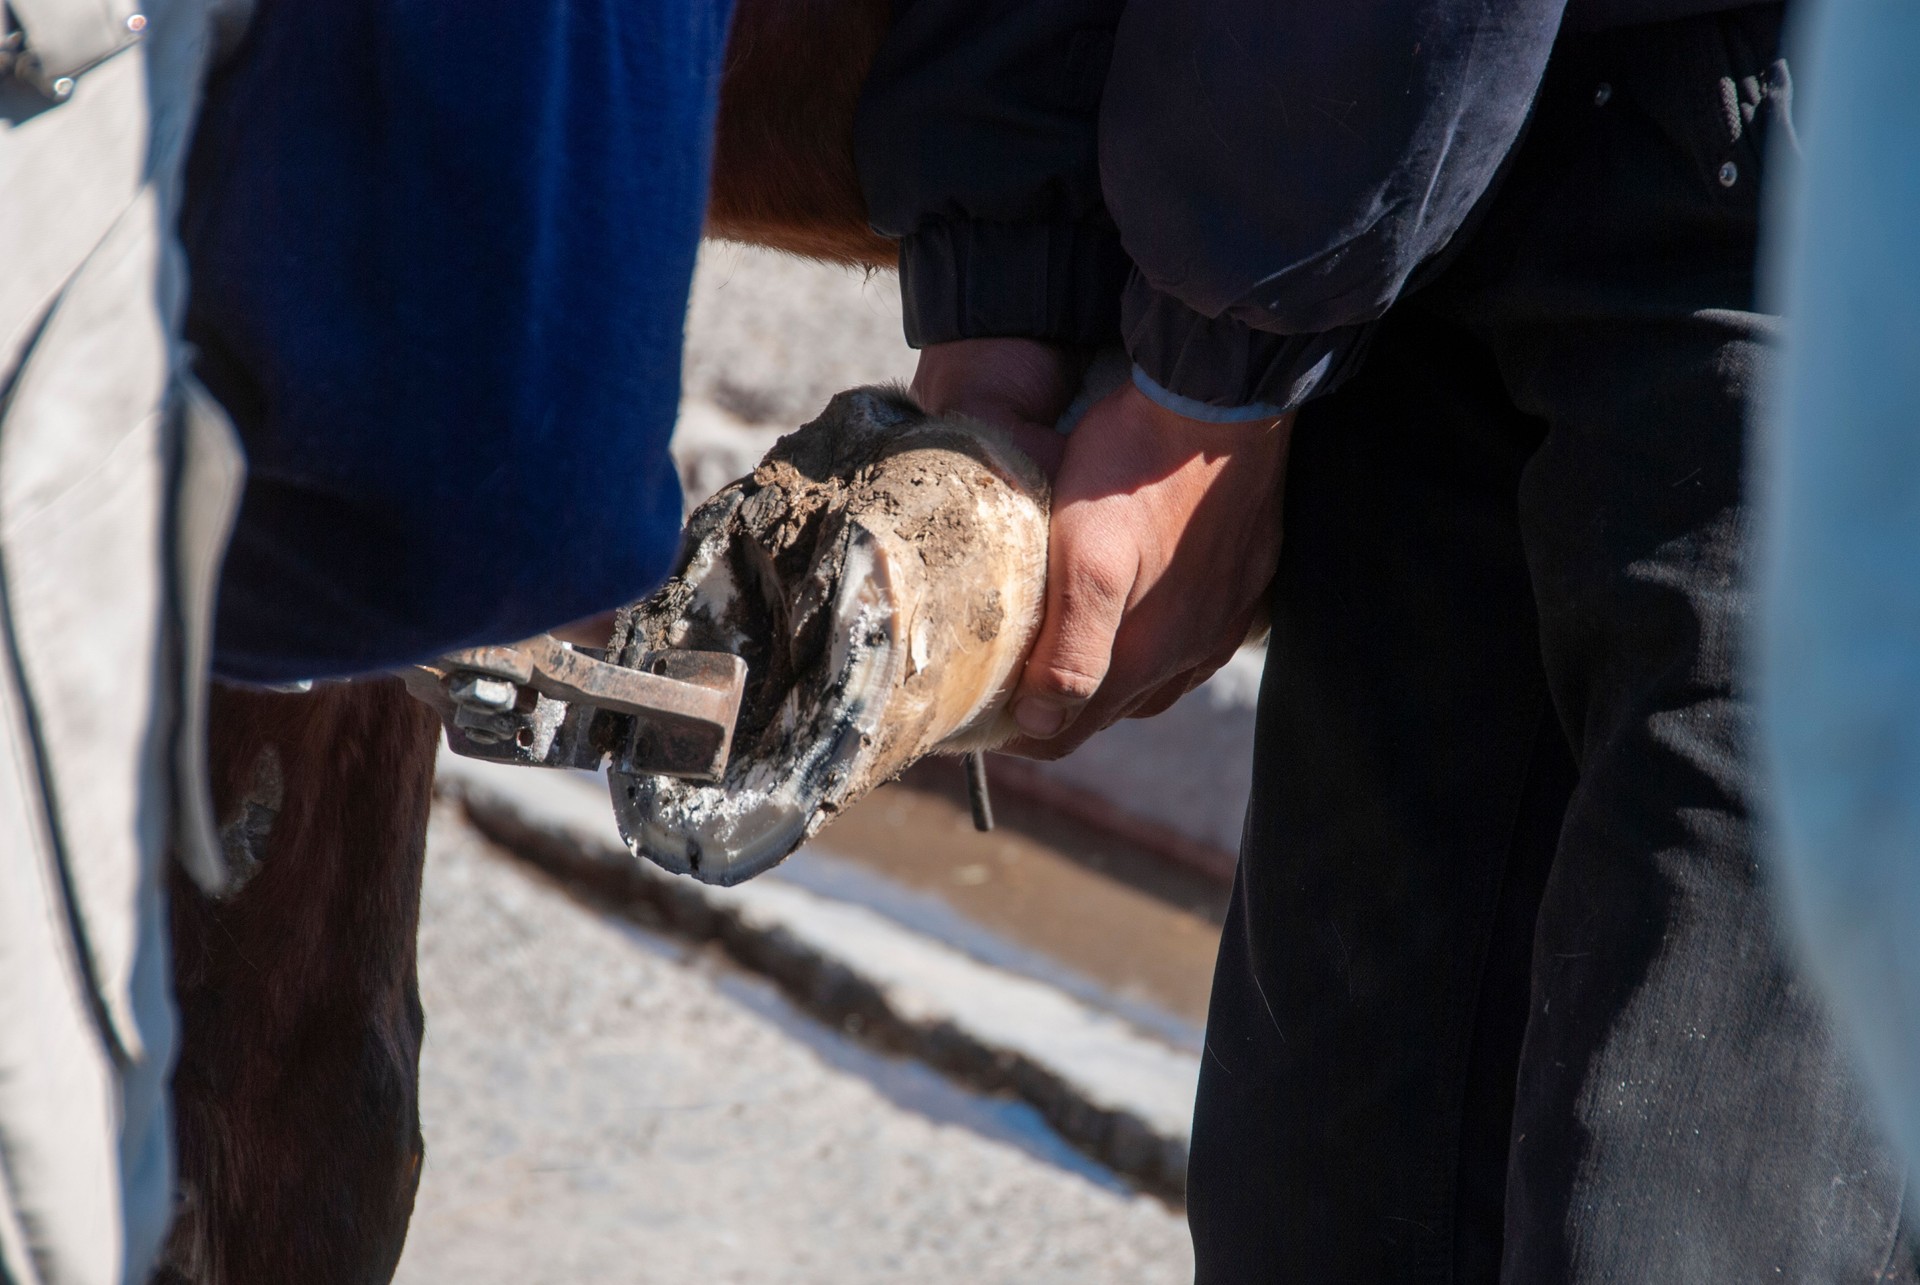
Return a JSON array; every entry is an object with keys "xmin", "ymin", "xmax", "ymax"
[{"xmin": 401, "ymin": 637, "xmax": 747, "ymax": 783}]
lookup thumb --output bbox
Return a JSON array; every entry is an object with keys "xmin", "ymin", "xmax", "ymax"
[{"xmin": 1011, "ymin": 513, "xmax": 1133, "ymax": 740}]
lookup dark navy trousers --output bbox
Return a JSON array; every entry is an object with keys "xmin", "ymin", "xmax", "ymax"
[{"xmin": 1188, "ymin": 7, "xmax": 1920, "ymax": 1280}]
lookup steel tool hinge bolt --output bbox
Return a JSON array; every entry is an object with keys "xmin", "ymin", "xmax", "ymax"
[
  {"xmin": 447, "ymin": 674, "xmax": 517, "ymax": 712},
  {"xmin": 126, "ymin": 13, "xmax": 147, "ymax": 33},
  {"xmin": 49, "ymin": 75, "xmax": 73, "ymax": 99},
  {"xmin": 1718, "ymin": 160, "xmax": 1739, "ymax": 187}
]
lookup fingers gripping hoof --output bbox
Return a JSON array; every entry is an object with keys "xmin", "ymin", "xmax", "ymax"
[{"xmin": 610, "ymin": 387, "xmax": 1049, "ymax": 884}]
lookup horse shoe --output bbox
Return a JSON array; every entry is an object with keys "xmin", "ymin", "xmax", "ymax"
[{"xmin": 609, "ymin": 386, "xmax": 1050, "ymax": 885}]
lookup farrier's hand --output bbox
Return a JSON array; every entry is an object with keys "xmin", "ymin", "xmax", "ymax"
[
  {"xmin": 998, "ymin": 384, "xmax": 1291, "ymax": 758},
  {"xmin": 910, "ymin": 338, "xmax": 1079, "ymax": 477},
  {"xmin": 913, "ymin": 339, "xmax": 1291, "ymax": 760}
]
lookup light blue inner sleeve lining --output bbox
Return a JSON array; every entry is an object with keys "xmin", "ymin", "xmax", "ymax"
[{"xmin": 1130, "ymin": 365, "xmax": 1290, "ymax": 423}]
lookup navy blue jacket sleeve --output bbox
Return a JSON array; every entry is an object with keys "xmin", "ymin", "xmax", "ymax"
[
  {"xmin": 858, "ymin": 0, "xmax": 1567, "ymax": 412},
  {"xmin": 854, "ymin": 0, "xmax": 1133, "ymax": 349},
  {"xmin": 183, "ymin": 0, "xmax": 732, "ymax": 684},
  {"xmin": 1103, "ymin": 0, "xmax": 1567, "ymax": 409}
]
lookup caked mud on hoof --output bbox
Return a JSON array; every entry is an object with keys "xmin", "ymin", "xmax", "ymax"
[{"xmin": 609, "ymin": 387, "xmax": 1049, "ymax": 885}]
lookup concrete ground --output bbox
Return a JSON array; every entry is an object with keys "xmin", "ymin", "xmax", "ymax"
[
  {"xmin": 680, "ymin": 242, "xmax": 918, "ymax": 430},
  {"xmin": 394, "ymin": 805, "xmax": 1192, "ymax": 1284}
]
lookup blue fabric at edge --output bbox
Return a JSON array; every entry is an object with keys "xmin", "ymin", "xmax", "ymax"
[{"xmin": 182, "ymin": 0, "xmax": 733, "ymax": 683}]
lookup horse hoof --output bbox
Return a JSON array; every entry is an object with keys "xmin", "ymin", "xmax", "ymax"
[{"xmin": 609, "ymin": 386, "xmax": 1049, "ymax": 885}]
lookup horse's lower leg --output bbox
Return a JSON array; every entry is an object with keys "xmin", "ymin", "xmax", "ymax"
[{"xmin": 161, "ymin": 679, "xmax": 440, "ymax": 1285}]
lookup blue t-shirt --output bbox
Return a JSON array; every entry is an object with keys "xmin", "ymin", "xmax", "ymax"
[{"xmin": 182, "ymin": 0, "xmax": 732, "ymax": 683}]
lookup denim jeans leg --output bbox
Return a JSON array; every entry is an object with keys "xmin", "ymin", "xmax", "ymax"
[
  {"xmin": 1188, "ymin": 307, "xmax": 1561, "ymax": 1285},
  {"xmin": 1472, "ymin": 9, "xmax": 1918, "ymax": 1278}
]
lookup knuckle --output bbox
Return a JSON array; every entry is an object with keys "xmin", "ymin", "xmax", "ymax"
[
  {"xmin": 1031, "ymin": 661, "xmax": 1104, "ymax": 704},
  {"xmin": 1057, "ymin": 550, "xmax": 1130, "ymax": 609}
]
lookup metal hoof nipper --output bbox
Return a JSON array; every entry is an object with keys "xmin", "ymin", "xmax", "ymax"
[{"xmin": 402, "ymin": 634, "xmax": 747, "ymax": 783}]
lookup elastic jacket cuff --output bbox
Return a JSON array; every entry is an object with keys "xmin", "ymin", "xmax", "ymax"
[
  {"xmin": 899, "ymin": 216, "xmax": 1130, "ymax": 348},
  {"xmin": 1122, "ymin": 271, "xmax": 1370, "ymax": 413},
  {"xmin": 1130, "ymin": 366, "xmax": 1289, "ymax": 423}
]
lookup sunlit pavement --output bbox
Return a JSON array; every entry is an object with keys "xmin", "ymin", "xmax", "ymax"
[{"xmin": 393, "ymin": 805, "xmax": 1193, "ymax": 1284}]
